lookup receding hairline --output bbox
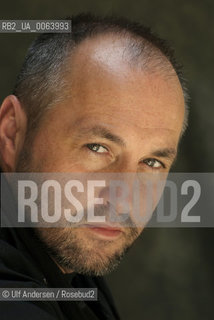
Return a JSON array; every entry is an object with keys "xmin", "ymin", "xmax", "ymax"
[
  {"xmin": 64, "ymin": 30, "xmax": 180, "ymax": 76},
  {"xmin": 57, "ymin": 32, "xmax": 185, "ymax": 129},
  {"xmin": 12, "ymin": 13, "xmax": 189, "ymax": 137},
  {"xmin": 59, "ymin": 31, "xmax": 184, "ymax": 106}
]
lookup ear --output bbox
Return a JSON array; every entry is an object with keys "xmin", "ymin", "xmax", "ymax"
[{"xmin": 0, "ymin": 95, "xmax": 27, "ymax": 172}]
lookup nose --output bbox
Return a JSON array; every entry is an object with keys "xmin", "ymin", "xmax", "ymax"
[
  {"xmin": 95, "ymin": 170, "xmax": 161, "ymax": 227},
  {"xmin": 87, "ymin": 159, "xmax": 157, "ymax": 227},
  {"xmin": 97, "ymin": 172, "xmax": 137, "ymax": 225}
]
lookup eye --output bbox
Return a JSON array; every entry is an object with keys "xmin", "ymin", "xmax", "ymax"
[
  {"xmin": 143, "ymin": 158, "xmax": 165, "ymax": 169},
  {"xmin": 86, "ymin": 143, "xmax": 108, "ymax": 154}
]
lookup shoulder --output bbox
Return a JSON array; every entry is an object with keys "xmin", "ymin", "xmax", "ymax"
[
  {"xmin": 0, "ymin": 236, "xmax": 65, "ymax": 320},
  {"xmin": 0, "ymin": 231, "xmax": 45, "ymax": 286}
]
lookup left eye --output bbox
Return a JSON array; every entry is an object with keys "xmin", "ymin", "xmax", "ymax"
[
  {"xmin": 143, "ymin": 158, "xmax": 164, "ymax": 169},
  {"xmin": 86, "ymin": 143, "xmax": 108, "ymax": 153}
]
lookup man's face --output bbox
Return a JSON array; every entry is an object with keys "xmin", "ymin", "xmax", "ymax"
[{"xmin": 16, "ymin": 36, "xmax": 185, "ymax": 275}]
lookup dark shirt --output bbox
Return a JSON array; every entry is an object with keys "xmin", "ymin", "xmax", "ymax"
[{"xmin": 0, "ymin": 173, "xmax": 121, "ymax": 319}]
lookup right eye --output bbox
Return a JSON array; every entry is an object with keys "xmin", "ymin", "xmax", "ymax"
[{"xmin": 86, "ymin": 143, "xmax": 109, "ymax": 154}]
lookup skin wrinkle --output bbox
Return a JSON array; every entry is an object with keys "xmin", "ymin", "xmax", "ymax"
[
  {"xmin": 66, "ymin": 125, "xmax": 178, "ymax": 168},
  {"xmin": 14, "ymin": 34, "xmax": 185, "ymax": 276}
]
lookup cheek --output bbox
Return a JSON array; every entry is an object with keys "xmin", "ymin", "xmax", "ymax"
[{"xmin": 30, "ymin": 131, "xmax": 72, "ymax": 171}]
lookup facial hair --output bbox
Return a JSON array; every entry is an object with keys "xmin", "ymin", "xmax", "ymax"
[{"xmin": 16, "ymin": 141, "xmax": 141, "ymax": 276}]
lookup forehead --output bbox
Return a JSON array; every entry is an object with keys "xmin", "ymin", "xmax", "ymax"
[{"xmin": 55, "ymin": 35, "xmax": 185, "ymax": 142}]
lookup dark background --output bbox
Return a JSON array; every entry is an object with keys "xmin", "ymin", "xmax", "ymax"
[{"xmin": 0, "ymin": 1, "xmax": 213, "ymax": 319}]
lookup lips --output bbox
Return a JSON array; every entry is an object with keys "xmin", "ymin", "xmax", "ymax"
[
  {"xmin": 81, "ymin": 223, "xmax": 123, "ymax": 238},
  {"xmin": 81, "ymin": 223, "xmax": 123, "ymax": 231}
]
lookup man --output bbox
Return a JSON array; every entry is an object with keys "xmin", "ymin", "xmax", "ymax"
[{"xmin": 0, "ymin": 13, "xmax": 187, "ymax": 319}]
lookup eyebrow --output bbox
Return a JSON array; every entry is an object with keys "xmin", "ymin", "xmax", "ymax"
[
  {"xmin": 77, "ymin": 125, "xmax": 177, "ymax": 161},
  {"xmin": 78, "ymin": 125, "xmax": 126, "ymax": 147},
  {"xmin": 150, "ymin": 148, "xmax": 177, "ymax": 162}
]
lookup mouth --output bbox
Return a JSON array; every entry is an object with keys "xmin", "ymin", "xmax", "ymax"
[{"xmin": 80, "ymin": 223, "xmax": 123, "ymax": 239}]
